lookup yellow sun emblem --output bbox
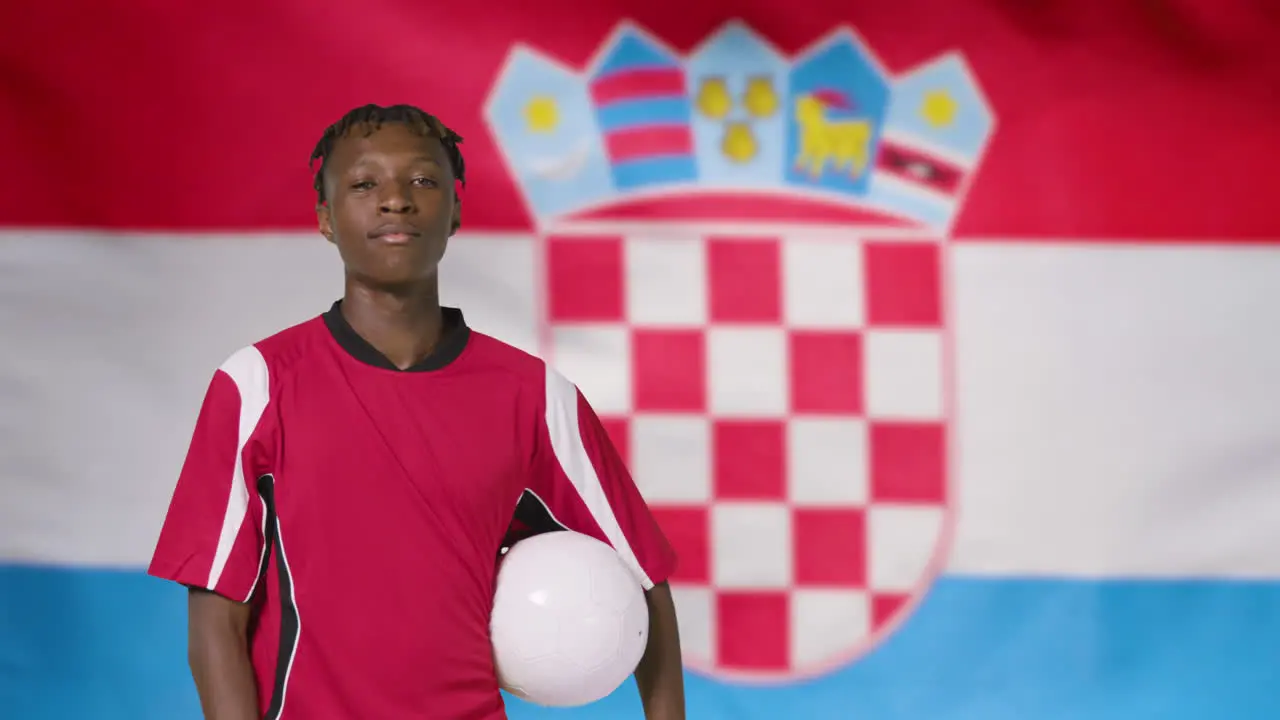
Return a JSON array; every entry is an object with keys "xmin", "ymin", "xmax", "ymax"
[
  {"xmin": 919, "ymin": 89, "xmax": 958, "ymax": 128},
  {"xmin": 524, "ymin": 96, "xmax": 559, "ymax": 133}
]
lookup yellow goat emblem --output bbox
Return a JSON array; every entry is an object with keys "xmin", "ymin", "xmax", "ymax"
[{"xmin": 793, "ymin": 94, "xmax": 874, "ymax": 179}]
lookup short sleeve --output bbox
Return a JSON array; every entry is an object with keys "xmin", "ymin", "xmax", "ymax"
[
  {"xmin": 147, "ymin": 348, "xmax": 272, "ymax": 603},
  {"xmin": 530, "ymin": 365, "xmax": 677, "ymax": 590}
]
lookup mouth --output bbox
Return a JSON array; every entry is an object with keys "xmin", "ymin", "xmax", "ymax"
[{"xmin": 368, "ymin": 225, "xmax": 422, "ymax": 244}]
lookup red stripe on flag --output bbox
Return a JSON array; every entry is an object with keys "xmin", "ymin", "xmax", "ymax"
[
  {"xmin": 1, "ymin": 0, "xmax": 1278, "ymax": 241},
  {"xmin": 604, "ymin": 126, "xmax": 693, "ymax": 162},
  {"xmin": 590, "ymin": 68, "xmax": 687, "ymax": 105}
]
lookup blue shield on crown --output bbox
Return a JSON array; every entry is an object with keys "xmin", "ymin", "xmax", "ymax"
[
  {"xmin": 783, "ymin": 29, "xmax": 890, "ymax": 198},
  {"xmin": 685, "ymin": 22, "xmax": 790, "ymax": 189},
  {"xmin": 586, "ymin": 27, "xmax": 699, "ymax": 192},
  {"xmin": 484, "ymin": 19, "xmax": 995, "ymax": 684}
]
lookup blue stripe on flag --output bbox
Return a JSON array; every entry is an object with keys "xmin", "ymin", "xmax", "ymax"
[
  {"xmin": 610, "ymin": 155, "xmax": 697, "ymax": 191},
  {"xmin": 2, "ymin": 565, "xmax": 1278, "ymax": 720},
  {"xmin": 594, "ymin": 97, "xmax": 691, "ymax": 133}
]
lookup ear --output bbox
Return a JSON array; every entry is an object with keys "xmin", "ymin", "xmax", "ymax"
[
  {"xmin": 448, "ymin": 193, "xmax": 462, "ymax": 237},
  {"xmin": 316, "ymin": 202, "xmax": 336, "ymax": 244}
]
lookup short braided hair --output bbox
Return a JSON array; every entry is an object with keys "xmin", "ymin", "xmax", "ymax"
[{"xmin": 309, "ymin": 104, "xmax": 466, "ymax": 204}]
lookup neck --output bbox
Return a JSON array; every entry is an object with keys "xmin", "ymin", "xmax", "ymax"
[{"xmin": 340, "ymin": 276, "xmax": 444, "ymax": 370}]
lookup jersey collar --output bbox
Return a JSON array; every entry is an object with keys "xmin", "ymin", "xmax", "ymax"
[{"xmin": 322, "ymin": 300, "xmax": 471, "ymax": 372}]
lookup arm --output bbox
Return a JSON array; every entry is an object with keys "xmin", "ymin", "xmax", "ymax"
[
  {"xmin": 146, "ymin": 352, "xmax": 272, "ymax": 718},
  {"xmin": 187, "ymin": 588, "xmax": 260, "ymax": 720},
  {"xmin": 634, "ymin": 581, "xmax": 686, "ymax": 720},
  {"xmin": 530, "ymin": 366, "xmax": 685, "ymax": 718}
]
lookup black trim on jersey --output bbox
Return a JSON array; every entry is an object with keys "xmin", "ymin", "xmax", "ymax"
[
  {"xmin": 244, "ymin": 483, "xmax": 275, "ymax": 640},
  {"xmin": 499, "ymin": 490, "xmax": 571, "ymax": 557},
  {"xmin": 513, "ymin": 490, "xmax": 569, "ymax": 535},
  {"xmin": 257, "ymin": 475, "xmax": 300, "ymax": 720},
  {"xmin": 323, "ymin": 300, "xmax": 471, "ymax": 372}
]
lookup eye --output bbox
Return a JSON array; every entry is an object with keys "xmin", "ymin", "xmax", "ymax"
[
  {"xmin": 351, "ymin": 180, "xmax": 375, "ymax": 191},
  {"xmin": 412, "ymin": 177, "xmax": 439, "ymax": 188}
]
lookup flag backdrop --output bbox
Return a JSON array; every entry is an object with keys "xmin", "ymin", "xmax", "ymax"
[{"xmin": 3, "ymin": 1, "xmax": 1280, "ymax": 718}]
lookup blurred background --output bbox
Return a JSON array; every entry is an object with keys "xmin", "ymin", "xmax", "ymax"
[{"xmin": 3, "ymin": 1, "xmax": 1280, "ymax": 718}]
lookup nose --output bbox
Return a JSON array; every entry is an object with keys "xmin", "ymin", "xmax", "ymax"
[{"xmin": 377, "ymin": 181, "xmax": 415, "ymax": 214}]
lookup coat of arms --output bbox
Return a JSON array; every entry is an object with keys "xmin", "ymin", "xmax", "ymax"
[{"xmin": 485, "ymin": 19, "xmax": 994, "ymax": 682}]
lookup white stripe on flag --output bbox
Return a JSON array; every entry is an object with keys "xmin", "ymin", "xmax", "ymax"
[
  {"xmin": 948, "ymin": 243, "xmax": 1280, "ymax": 578},
  {"xmin": 0, "ymin": 230, "xmax": 538, "ymax": 567},
  {"xmin": 1, "ymin": 231, "xmax": 1278, "ymax": 580}
]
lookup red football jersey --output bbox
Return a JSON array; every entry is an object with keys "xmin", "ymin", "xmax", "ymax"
[{"xmin": 148, "ymin": 302, "xmax": 677, "ymax": 719}]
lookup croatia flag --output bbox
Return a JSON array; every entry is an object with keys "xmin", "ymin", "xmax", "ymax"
[{"xmin": 2, "ymin": 1, "xmax": 1280, "ymax": 718}]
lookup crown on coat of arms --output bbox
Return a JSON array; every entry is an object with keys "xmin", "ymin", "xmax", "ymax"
[{"xmin": 483, "ymin": 20, "xmax": 995, "ymax": 232}]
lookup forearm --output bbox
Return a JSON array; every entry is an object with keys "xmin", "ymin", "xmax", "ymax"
[
  {"xmin": 190, "ymin": 626, "xmax": 260, "ymax": 719},
  {"xmin": 633, "ymin": 581, "xmax": 686, "ymax": 720},
  {"xmin": 188, "ymin": 590, "xmax": 261, "ymax": 720}
]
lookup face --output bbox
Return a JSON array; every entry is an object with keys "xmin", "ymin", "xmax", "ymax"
[{"xmin": 317, "ymin": 123, "xmax": 460, "ymax": 288}]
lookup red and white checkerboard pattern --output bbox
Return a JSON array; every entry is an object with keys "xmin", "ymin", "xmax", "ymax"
[{"xmin": 542, "ymin": 228, "xmax": 951, "ymax": 681}]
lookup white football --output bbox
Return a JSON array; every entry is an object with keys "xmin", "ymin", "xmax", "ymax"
[{"xmin": 491, "ymin": 530, "xmax": 650, "ymax": 707}]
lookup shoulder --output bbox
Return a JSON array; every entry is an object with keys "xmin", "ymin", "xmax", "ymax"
[
  {"xmin": 463, "ymin": 330, "xmax": 551, "ymax": 382},
  {"xmin": 211, "ymin": 315, "xmax": 328, "ymax": 397},
  {"xmin": 462, "ymin": 329, "xmax": 581, "ymax": 395},
  {"xmin": 463, "ymin": 330, "xmax": 588, "ymax": 415}
]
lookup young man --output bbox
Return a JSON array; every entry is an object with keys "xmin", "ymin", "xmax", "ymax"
[{"xmin": 148, "ymin": 104, "xmax": 686, "ymax": 719}]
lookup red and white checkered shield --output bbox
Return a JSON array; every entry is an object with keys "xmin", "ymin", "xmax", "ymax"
[
  {"xmin": 485, "ymin": 18, "xmax": 990, "ymax": 683},
  {"xmin": 538, "ymin": 206, "xmax": 954, "ymax": 682}
]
